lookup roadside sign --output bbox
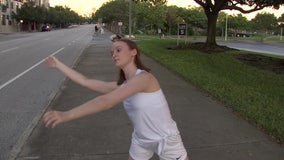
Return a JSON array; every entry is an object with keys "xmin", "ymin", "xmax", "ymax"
[
  {"xmin": 177, "ymin": 23, "xmax": 187, "ymax": 46},
  {"xmin": 178, "ymin": 23, "xmax": 187, "ymax": 36}
]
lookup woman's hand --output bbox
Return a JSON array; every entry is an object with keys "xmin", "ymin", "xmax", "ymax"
[
  {"xmin": 43, "ymin": 110, "xmax": 69, "ymax": 128},
  {"xmin": 46, "ymin": 55, "xmax": 58, "ymax": 68}
]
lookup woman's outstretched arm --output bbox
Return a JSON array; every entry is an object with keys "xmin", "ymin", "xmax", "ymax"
[
  {"xmin": 46, "ymin": 55, "xmax": 117, "ymax": 93},
  {"xmin": 43, "ymin": 71, "xmax": 158, "ymax": 128}
]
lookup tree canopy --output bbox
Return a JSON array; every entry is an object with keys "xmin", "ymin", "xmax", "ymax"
[
  {"xmin": 92, "ymin": 0, "xmax": 283, "ymax": 47},
  {"xmin": 12, "ymin": 1, "xmax": 85, "ymax": 31},
  {"xmin": 93, "ymin": 0, "xmax": 167, "ymax": 34},
  {"xmin": 278, "ymin": 13, "xmax": 284, "ymax": 27},
  {"xmin": 251, "ymin": 12, "xmax": 278, "ymax": 31},
  {"xmin": 134, "ymin": 0, "xmax": 167, "ymax": 6},
  {"xmin": 193, "ymin": 0, "xmax": 284, "ymax": 48}
]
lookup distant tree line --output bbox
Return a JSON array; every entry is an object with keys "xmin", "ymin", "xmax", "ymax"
[
  {"xmin": 12, "ymin": 0, "xmax": 284, "ymax": 46},
  {"xmin": 12, "ymin": 0, "xmax": 86, "ymax": 31},
  {"xmin": 92, "ymin": 0, "xmax": 284, "ymax": 38},
  {"xmin": 92, "ymin": 0, "xmax": 284, "ymax": 50},
  {"xmin": 193, "ymin": 0, "xmax": 284, "ymax": 47}
]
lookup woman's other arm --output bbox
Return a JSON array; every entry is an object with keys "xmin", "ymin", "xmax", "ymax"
[{"xmin": 43, "ymin": 72, "xmax": 158, "ymax": 128}]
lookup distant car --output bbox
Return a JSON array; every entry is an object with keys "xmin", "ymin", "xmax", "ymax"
[{"xmin": 41, "ymin": 25, "xmax": 50, "ymax": 32}]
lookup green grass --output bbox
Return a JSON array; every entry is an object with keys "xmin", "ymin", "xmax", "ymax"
[{"xmin": 136, "ymin": 37, "xmax": 284, "ymax": 143}]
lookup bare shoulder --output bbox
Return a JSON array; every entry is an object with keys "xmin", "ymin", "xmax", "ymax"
[
  {"xmin": 135, "ymin": 71, "xmax": 160, "ymax": 92},
  {"xmin": 134, "ymin": 70, "xmax": 156, "ymax": 81}
]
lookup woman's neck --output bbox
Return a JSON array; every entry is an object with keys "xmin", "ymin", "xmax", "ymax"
[{"xmin": 123, "ymin": 65, "xmax": 138, "ymax": 80}]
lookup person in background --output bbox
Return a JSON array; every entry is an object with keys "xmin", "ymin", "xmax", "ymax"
[
  {"xmin": 110, "ymin": 34, "xmax": 122, "ymax": 42},
  {"xmin": 94, "ymin": 25, "xmax": 98, "ymax": 32},
  {"xmin": 43, "ymin": 38, "xmax": 189, "ymax": 160},
  {"xmin": 100, "ymin": 27, "xmax": 105, "ymax": 34}
]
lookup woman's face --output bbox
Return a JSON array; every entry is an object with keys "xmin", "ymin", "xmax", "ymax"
[{"xmin": 111, "ymin": 41, "xmax": 137, "ymax": 68}]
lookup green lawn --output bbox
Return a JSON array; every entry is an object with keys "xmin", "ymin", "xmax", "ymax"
[{"xmin": 136, "ymin": 37, "xmax": 284, "ymax": 143}]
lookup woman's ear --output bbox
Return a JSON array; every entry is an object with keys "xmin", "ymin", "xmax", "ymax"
[{"xmin": 131, "ymin": 49, "xmax": 137, "ymax": 56}]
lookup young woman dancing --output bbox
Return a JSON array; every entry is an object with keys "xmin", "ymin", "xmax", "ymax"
[{"xmin": 44, "ymin": 38, "xmax": 189, "ymax": 160}]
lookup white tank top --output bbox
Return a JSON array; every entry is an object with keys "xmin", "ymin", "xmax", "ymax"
[{"xmin": 123, "ymin": 69, "xmax": 179, "ymax": 141}]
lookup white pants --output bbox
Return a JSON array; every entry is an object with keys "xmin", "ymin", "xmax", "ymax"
[{"xmin": 129, "ymin": 134, "xmax": 187, "ymax": 160}]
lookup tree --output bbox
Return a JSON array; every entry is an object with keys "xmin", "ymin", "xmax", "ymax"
[
  {"xmin": 251, "ymin": 12, "xmax": 278, "ymax": 33},
  {"xmin": 13, "ymin": 1, "xmax": 84, "ymax": 31},
  {"xmin": 12, "ymin": 0, "xmax": 46, "ymax": 31},
  {"xmin": 176, "ymin": 7, "xmax": 207, "ymax": 35},
  {"xmin": 216, "ymin": 13, "xmax": 250, "ymax": 38},
  {"xmin": 94, "ymin": 0, "xmax": 128, "ymax": 33},
  {"xmin": 278, "ymin": 13, "xmax": 284, "ymax": 28},
  {"xmin": 135, "ymin": 1, "xmax": 167, "ymax": 33},
  {"xmin": 134, "ymin": 0, "xmax": 167, "ymax": 6},
  {"xmin": 166, "ymin": 6, "xmax": 182, "ymax": 34},
  {"xmin": 216, "ymin": 11, "xmax": 228, "ymax": 37},
  {"xmin": 229, "ymin": 14, "xmax": 250, "ymax": 31},
  {"xmin": 46, "ymin": 7, "xmax": 61, "ymax": 26},
  {"xmin": 193, "ymin": 0, "xmax": 284, "ymax": 48},
  {"xmin": 34, "ymin": 6, "xmax": 47, "ymax": 24},
  {"xmin": 94, "ymin": 0, "xmax": 167, "ymax": 35}
]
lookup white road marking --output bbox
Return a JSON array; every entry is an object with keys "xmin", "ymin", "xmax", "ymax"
[
  {"xmin": 0, "ymin": 47, "xmax": 65, "ymax": 91},
  {"xmin": 1, "ymin": 47, "xmax": 19, "ymax": 54}
]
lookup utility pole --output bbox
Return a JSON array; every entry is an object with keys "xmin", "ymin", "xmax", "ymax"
[
  {"xmin": 281, "ymin": 27, "xmax": 283, "ymax": 41},
  {"xmin": 225, "ymin": 14, "xmax": 228, "ymax": 41},
  {"xmin": 129, "ymin": 0, "xmax": 132, "ymax": 38}
]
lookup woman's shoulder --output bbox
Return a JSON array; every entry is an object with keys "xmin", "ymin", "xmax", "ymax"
[
  {"xmin": 135, "ymin": 70, "xmax": 160, "ymax": 92},
  {"xmin": 136, "ymin": 70, "xmax": 155, "ymax": 80}
]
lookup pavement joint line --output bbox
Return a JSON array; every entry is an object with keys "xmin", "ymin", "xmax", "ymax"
[
  {"xmin": 17, "ymin": 152, "xmax": 129, "ymax": 159},
  {"xmin": 188, "ymin": 139, "xmax": 270, "ymax": 150}
]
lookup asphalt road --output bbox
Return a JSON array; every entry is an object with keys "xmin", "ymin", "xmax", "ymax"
[
  {"xmin": 0, "ymin": 25, "xmax": 95, "ymax": 160},
  {"xmin": 218, "ymin": 40, "xmax": 284, "ymax": 56}
]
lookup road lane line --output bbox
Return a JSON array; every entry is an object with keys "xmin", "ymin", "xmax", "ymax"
[
  {"xmin": 1, "ymin": 47, "xmax": 19, "ymax": 54},
  {"xmin": 0, "ymin": 47, "xmax": 64, "ymax": 91}
]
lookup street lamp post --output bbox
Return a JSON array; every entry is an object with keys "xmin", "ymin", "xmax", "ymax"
[
  {"xmin": 118, "ymin": 21, "xmax": 123, "ymax": 35},
  {"xmin": 281, "ymin": 27, "xmax": 283, "ymax": 41},
  {"xmin": 20, "ymin": 19, "xmax": 23, "ymax": 32},
  {"xmin": 225, "ymin": 14, "xmax": 228, "ymax": 41},
  {"xmin": 128, "ymin": 0, "xmax": 132, "ymax": 38},
  {"xmin": 125, "ymin": 0, "xmax": 132, "ymax": 38}
]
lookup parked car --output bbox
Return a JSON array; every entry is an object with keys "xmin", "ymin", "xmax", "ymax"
[{"xmin": 41, "ymin": 25, "xmax": 50, "ymax": 32}]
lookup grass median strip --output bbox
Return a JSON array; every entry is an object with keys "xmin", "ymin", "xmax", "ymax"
[{"xmin": 137, "ymin": 37, "xmax": 284, "ymax": 143}]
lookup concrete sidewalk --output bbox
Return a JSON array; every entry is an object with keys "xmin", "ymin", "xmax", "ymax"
[{"xmin": 15, "ymin": 30, "xmax": 284, "ymax": 160}]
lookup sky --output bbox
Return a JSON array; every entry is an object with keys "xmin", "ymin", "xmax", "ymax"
[{"xmin": 49, "ymin": 0, "xmax": 283, "ymax": 20}]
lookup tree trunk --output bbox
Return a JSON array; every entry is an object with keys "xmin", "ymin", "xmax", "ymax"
[
  {"xmin": 34, "ymin": 22, "xmax": 36, "ymax": 32},
  {"xmin": 28, "ymin": 22, "xmax": 31, "ymax": 32},
  {"xmin": 206, "ymin": 12, "xmax": 218, "ymax": 47}
]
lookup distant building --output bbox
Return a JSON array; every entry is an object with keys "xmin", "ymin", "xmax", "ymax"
[
  {"xmin": 0, "ymin": 0, "xmax": 49, "ymax": 33},
  {"xmin": 34, "ymin": 0, "xmax": 49, "ymax": 8}
]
